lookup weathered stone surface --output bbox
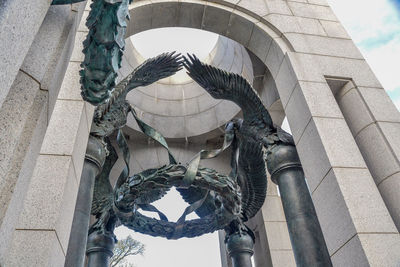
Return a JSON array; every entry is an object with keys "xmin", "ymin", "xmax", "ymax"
[
  {"xmin": 264, "ymin": 222, "xmax": 292, "ymax": 250},
  {"xmin": 2, "ymin": 1, "xmax": 400, "ymax": 266},
  {"xmin": 333, "ymin": 233, "xmax": 400, "ymax": 266},
  {"xmin": 152, "ymin": 1, "xmax": 179, "ymax": 28},
  {"xmin": 0, "ymin": 0, "xmax": 51, "ymax": 107},
  {"xmin": 285, "ymin": 52, "xmax": 382, "ymax": 88},
  {"xmin": 6, "ymin": 230, "xmax": 64, "ymax": 267},
  {"xmin": 319, "ymin": 20, "xmax": 350, "ymax": 38},
  {"xmin": 270, "ymin": 250, "xmax": 296, "ymax": 267},
  {"xmin": 45, "ymin": 8, "xmax": 81, "ymax": 117},
  {"xmin": 202, "ymin": 3, "xmax": 232, "ymax": 36},
  {"xmin": 355, "ymin": 124, "xmax": 400, "ymax": 184},
  {"xmin": 227, "ymin": 11, "xmax": 256, "ymax": 48},
  {"xmin": 21, "ymin": 5, "xmax": 72, "ymax": 83},
  {"xmin": 40, "ymin": 100, "xmax": 89, "ymax": 177},
  {"xmin": 57, "ymin": 62, "xmax": 82, "ymax": 100},
  {"xmin": 274, "ymin": 55, "xmax": 297, "ymax": 107},
  {"xmin": 358, "ymin": 87, "xmax": 400, "ymax": 123},
  {"xmin": 17, "ymin": 155, "xmax": 78, "ymax": 252},
  {"xmin": 261, "ymin": 196, "xmax": 286, "ymax": 222},
  {"xmin": 313, "ymin": 167, "xmax": 397, "ymax": 255},
  {"xmin": 248, "ymin": 22, "xmax": 274, "ymax": 63},
  {"xmin": 265, "ymin": 14, "xmax": 326, "ymax": 36},
  {"xmin": 70, "ymin": 30, "xmax": 86, "ymax": 62},
  {"xmin": 40, "ymin": 100, "xmax": 83, "ymax": 155},
  {"xmin": 0, "ymin": 72, "xmax": 41, "ymax": 223},
  {"xmin": 379, "ymin": 173, "xmax": 400, "ymax": 230},
  {"xmin": 285, "ymin": 33, "xmax": 364, "ymax": 59},
  {"xmin": 265, "ymin": 0, "xmax": 292, "ymax": 15},
  {"xmin": 307, "ymin": 0, "xmax": 329, "ymax": 6},
  {"xmin": 185, "ymin": 108, "xmax": 218, "ymax": 137},
  {"xmin": 330, "ymin": 235, "xmax": 369, "ymax": 266},
  {"xmin": 333, "ymin": 168, "xmax": 397, "ymax": 233},
  {"xmin": 296, "ymin": 117, "xmax": 366, "ymax": 191},
  {"xmin": 358, "ymin": 234, "xmax": 400, "ymax": 266},
  {"xmin": 378, "ymin": 122, "xmax": 400, "ymax": 160},
  {"xmin": 312, "ymin": 168, "xmax": 357, "ymax": 254},
  {"xmin": 127, "ymin": 2, "xmax": 153, "ymax": 36},
  {"xmin": 285, "ymin": 81, "xmax": 342, "ymax": 143},
  {"xmin": 287, "ymin": 2, "xmax": 337, "ymax": 21},
  {"xmin": 337, "ymin": 87, "xmax": 374, "ymax": 136},
  {"xmin": 177, "ymin": 1, "xmax": 204, "ymax": 29},
  {"xmin": 236, "ymin": 0, "xmax": 269, "ymax": 18},
  {"xmin": 265, "ymin": 39, "xmax": 286, "ymax": 78},
  {"xmin": 0, "ymin": 90, "xmax": 48, "ymax": 263}
]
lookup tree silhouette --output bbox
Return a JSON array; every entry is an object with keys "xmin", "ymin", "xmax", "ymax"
[{"xmin": 110, "ymin": 235, "xmax": 145, "ymax": 267}]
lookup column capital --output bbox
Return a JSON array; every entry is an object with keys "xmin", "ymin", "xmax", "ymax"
[
  {"xmin": 226, "ymin": 232, "xmax": 254, "ymax": 257},
  {"xmin": 85, "ymin": 135, "xmax": 107, "ymax": 171},
  {"xmin": 266, "ymin": 145, "xmax": 302, "ymax": 184},
  {"xmin": 86, "ymin": 232, "xmax": 115, "ymax": 257}
]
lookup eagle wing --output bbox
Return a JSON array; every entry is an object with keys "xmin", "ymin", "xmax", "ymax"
[
  {"xmin": 91, "ymin": 138, "xmax": 118, "ymax": 217},
  {"xmin": 183, "ymin": 54, "xmax": 273, "ymax": 127},
  {"xmin": 125, "ymin": 51, "xmax": 183, "ymax": 91},
  {"xmin": 94, "ymin": 52, "xmax": 183, "ymax": 120},
  {"xmin": 237, "ymin": 140, "xmax": 267, "ymax": 221}
]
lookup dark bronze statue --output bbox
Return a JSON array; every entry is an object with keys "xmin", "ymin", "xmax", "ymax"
[
  {"xmin": 81, "ymin": 54, "xmax": 332, "ymax": 267},
  {"xmin": 52, "ymin": 0, "xmax": 333, "ymax": 266}
]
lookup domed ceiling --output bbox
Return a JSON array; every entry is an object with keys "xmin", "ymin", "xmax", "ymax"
[{"xmin": 116, "ymin": 29, "xmax": 254, "ymax": 139}]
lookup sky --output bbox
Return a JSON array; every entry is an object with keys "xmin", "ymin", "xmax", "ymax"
[
  {"xmin": 326, "ymin": 0, "xmax": 400, "ymax": 110},
  {"xmin": 120, "ymin": 1, "xmax": 400, "ymax": 266}
]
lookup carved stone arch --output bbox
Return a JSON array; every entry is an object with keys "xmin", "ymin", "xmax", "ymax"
[
  {"xmin": 123, "ymin": 1, "xmax": 400, "ymax": 266},
  {"xmin": 124, "ymin": 1, "xmax": 289, "ymax": 138},
  {"xmin": 126, "ymin": 0, "xmax": 291, "ymax": 108},
  {"xmin": 122, "ymin": 1, "xmax": 296, "ymax": 266},
  {"xmin": 4, "ymin": 1, "xmax": 400, "ymax": 266}
]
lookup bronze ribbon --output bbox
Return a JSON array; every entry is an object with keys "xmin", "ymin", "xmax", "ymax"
[
  {"xmin": 116, "ymin": 129, "xmax": 130, "ymax": 187},
  {"xmin": 130, "ymin": 108, "xmax": 177, "ymax": 164},
  {"xmin": 181, "ymin": 124, "xmax": 235, "ymax": 188}
]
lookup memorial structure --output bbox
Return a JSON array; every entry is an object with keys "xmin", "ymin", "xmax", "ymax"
[{"xmin": 0, "ymin": 0, "xmax": 400, "ymax": 266}]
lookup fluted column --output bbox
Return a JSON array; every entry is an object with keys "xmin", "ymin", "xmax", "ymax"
[{"xmin": 267, "ymin": 145, "xmax": 332, "ymax": 267}]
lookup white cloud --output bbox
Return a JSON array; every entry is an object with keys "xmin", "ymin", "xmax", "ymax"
[
  {"xmin": 327, "ymin": 0, "xmax": 400, "ymax": 44},
  {"xmin": 362, "ymin": 36, "xmax": 400, "ymax": 92},
  {"xmin": 327, "ymin": 0, "xmax": 400, "ymax": 98}
]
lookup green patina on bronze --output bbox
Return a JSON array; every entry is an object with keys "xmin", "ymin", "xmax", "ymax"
[
  {"xmin": 51, "ymin": 0, "xmax": 86, "ymax": 5},
  {"xmin": 80, "ymin": 0, "xmax": 133, "ymax": 105},
  {"xmin": 77, "ymin": 1, "xmax": 331, "ymax": 266},
  {"xmin": 87, "ymin": 54, "xmax": 293, "ymax": 240}
]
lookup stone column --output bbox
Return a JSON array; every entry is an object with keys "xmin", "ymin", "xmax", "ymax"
[
  {"xmin": 267, "ymin": 145, "xmax": 332, "ymax": 267},
  {"xmin": 335, "ymin": 80, "xmax": 400, "ymax": 230},
  {"xmin": 65, "ymin": 136, "xmax": 106, "ymax": 267}
]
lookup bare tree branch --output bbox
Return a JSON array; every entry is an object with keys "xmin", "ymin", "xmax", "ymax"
[{"xmin": 110, "ymin": 235, "xmax": 145, "ymax": 267}]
